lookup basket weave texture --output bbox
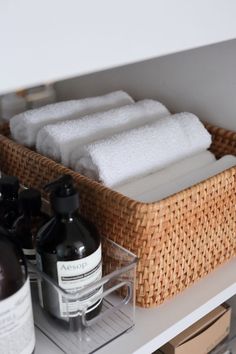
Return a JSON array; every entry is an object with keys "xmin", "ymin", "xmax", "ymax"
[{"xmin": 0, "ymin": 122, "xmax": 236, "ymax": 308}]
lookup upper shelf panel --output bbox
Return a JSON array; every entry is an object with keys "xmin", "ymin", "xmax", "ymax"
[{"xmin": 1, "ymin": 0, "xmax": 236, "ymax": 94}]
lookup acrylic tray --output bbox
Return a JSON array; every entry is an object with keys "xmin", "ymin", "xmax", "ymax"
[{"xmin": 29, "ymin": 237, "xmax": 138, "ymax": 354}]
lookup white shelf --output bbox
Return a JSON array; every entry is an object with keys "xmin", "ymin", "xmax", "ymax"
[
  {"xmin": 1, "ymin": 0, "xmax": 236, "ymax": 94},
  {"xmin": 98, "ymin": 258, "xmax": 236, "ymax": 354},
  {"xmin": 35, "ymin": 258, "xmax": 236, "ymax": 354}
]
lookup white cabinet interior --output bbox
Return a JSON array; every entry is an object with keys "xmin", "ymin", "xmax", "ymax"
[
  {"xmin": 33, "ymin": 39, "xmax": 236, "ymax": 354},
  {"xmin": 1, "ymin": 20, "xmax": 236, "ymax": 352},
  {"xmin": 55, "ymin": 39, "xmax": 236, "ymax": 131}
]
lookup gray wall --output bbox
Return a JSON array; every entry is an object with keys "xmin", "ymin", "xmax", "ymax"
[{"xmin": 55, "ymin": 39, "xmax": 236, "ymax": 131}]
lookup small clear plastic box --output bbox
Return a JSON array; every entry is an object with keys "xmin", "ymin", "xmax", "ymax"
[{"xmin": 29, "ymin": 237, "xmax": 138, "ymax": 354}]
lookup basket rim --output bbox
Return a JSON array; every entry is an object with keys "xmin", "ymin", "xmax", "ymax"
[
  {"xmin": 0, "ymin": 121, "xmax": 235, "ymax": 211},
  {"xmin": 204, "ymin": 122, "xmax": 236, "ymax": 140}
]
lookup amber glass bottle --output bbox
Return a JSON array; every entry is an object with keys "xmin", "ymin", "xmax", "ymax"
[
  {"xmin": 13, "ymin": 188, "xmax": 49, "ymax": 279},
  {"xmin": 0, "ymin": 230, "xmax": 35, "ymax": 353},
  {"xmin": 36, "ymin": 175, "xmax": 102, "ymax": 322}
]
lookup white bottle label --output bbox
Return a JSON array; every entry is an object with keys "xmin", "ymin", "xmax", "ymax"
[
  {"xmin": 0, "ymin": 278, "xmax": 35, "ymax": 354},
  {"xmin": 57, "ymin": 245, "xmax": 102, "ymax": 317},
  {"xmin": 23, "ymin": 249, "xmax": 37, "ymax": 281},
  {"xmin": 23, "ymin": 248, "xmax": 36, "ymax": 257}
]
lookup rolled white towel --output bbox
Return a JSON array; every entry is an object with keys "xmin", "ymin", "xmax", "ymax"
[
  {"xmin": 36, "ymin": 99, "xmax": 170, "ymax": 165},
  {"xmin": 115, "ymin": 151, "xmax": 216, "ymax": 198},
  {"xmin": 9, "ymin": 90, "xmax": 134, "ymax": 147},
  {"xmin": 136, "ymin": 155, "xmax": 236, "ymax": 202},
  {"xmin": 76, "ymin": 112, "xmax": 212, "ymax": 187}
]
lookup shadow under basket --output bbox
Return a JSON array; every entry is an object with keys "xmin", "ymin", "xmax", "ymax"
[{"xmin": 0, "ymin": 122, "xmax": 236, "ymax": 308}]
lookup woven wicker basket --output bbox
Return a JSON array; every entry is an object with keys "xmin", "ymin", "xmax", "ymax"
[{"xmin": 0, "ymin": 122, "xmax": 236, "ymax": 308}]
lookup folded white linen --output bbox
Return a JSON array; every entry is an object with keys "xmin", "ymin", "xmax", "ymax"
[
  {"xmin": 136, "ymin": 155, "xmax": 236, "ymax": 202},
  {"xmin": 36, "ymin": 99, "xmax": 170, "ymax": 165},
  {"xmin": 76, "ymin": 112, "xmax": 212, "ymax": 187},
  {"xmin": 10, "ymin": 90, "xmax": 134, "ymax": 147},
  {"xmin": 115, "ymin": 151, "xmax": 216, "ymax": 198}
]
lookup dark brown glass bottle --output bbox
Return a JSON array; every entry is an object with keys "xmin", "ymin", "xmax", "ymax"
[
  {"xmin": 36, "ymin": 175, "xmax": 102, "ymax": 323},
  {"xmin": 0, "ymin": 230, "xmax": 35, "ymax": 353},
  {"xmin": 0, "ymin": 175, "xmax": 20, "ymax": 232},
  {"xmin": 13, "ymin": 188, "xmax": 49, "ymax": 280}
]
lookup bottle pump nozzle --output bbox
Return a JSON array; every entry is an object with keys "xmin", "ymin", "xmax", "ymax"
[{"xmin": 44, "ymin": 175, "xmax": 79, "ymax": 214}]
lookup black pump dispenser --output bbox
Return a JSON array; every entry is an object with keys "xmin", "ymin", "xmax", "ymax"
[
  {"xmin": 37, "ymin": 174, "xmax": 102, "ymax": 323},
  {"xmin": 0, "ymin": 176, "xmax": 20, "ymax": 231},
  {"xmin": 44, "ymin": 175, "xmax": 79, "ymax": 214},
  {"xmin": 0, "ymin": 176, "xmax": 19, "ymax": 197}
]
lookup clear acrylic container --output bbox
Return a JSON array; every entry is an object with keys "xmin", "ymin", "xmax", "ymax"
[{"xmin": 29, "ymin": 237, "xmax": 138, "ymax": 354}]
